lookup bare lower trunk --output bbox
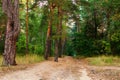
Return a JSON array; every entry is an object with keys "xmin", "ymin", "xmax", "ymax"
[
  {"xmin": 58, "ymin": 38, "xmax": 62, "ymax": 57},
  {"xmin": 2, "ymin": 0, "xmax": 20, "ymax": 66},
  {"xmin": 26, "ymin": 0, "xmax": 29, "ymax": 54},
  {"xmin": 44, "ymin": 2, "xmax": 55, "ymax": 60},
  {"xmin": 54, "ymin": 39, "xmax": 59, "ymax": 62},
  {"xmin": 93, "ymin": 4, "xmax": 97, "ymax": 39},
  {"xmin": 58, "ymin": 6, "xmax": 62, "ymax": 57},
  {"xmin": 3, "ymin": 19, "xmax": 17, "ymax": 65},
  {"xmin": 44, "ymin": 23, "xmax": 52, "ymax": 60},
  {"xmin": 93, "ymin": 11, "xmax": 97, "ymax": 39},
  {"xmin": 76, "ymin": 19, "xmax": 80, "ymax": 33},
  {"xmin": 61, "ymin": 38, "xmax": 66, "ymax": 55}
]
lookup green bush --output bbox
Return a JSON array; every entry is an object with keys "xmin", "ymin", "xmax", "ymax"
[
  {"xmin": 65, "ymin": 41, "xmax": 77, "ymax": 56},
  {"xmin": 93, "ymin": 40, "xmax": 111, "ymax": 55},
  {"xmin": 72, "ymin": 33, "xmax": 95, "ymax": 56},
  {"xmin": 17, "ymin": 33, "xmax": 26, "ymax": 53},
  {"xmin": 110, "ymin": 31, "xmax": 120, "ymax": 55},
  {"xmin": 72, "ymin": 33, "xmax": 111, "ymax": 56},
  {"xmin": 34, "ymin": 45, "xmax": 44, "ymax": 55},
  {"xmin": 28, "ymin": 44, "xmax": 44, "ymax": 55}
]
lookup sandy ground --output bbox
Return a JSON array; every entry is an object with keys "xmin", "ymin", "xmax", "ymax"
[
  {"xmin": 0, "ymin": 56, "xmax": 120, "ymax": 80},
  {"xmin": 87, "ymin": 66, "xmax": 120, "ymax": 80},
  {"xmin": 0, "ymin": 56, "xmax": 91, "ymax": 80}
]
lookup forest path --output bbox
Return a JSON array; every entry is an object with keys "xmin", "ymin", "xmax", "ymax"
[{"xmin": 0, "ymin": 56, "xmax": 91, "ymax": 80}]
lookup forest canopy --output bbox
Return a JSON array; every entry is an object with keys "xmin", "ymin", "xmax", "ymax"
[{"xmin": 0, "ymin": 0, "xmax": 120, "ymax": 65}]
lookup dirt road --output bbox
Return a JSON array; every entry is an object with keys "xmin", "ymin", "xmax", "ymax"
[
  {"xmin": 0, "ymin": 56, "xmax": 91, "ymax": 80},
  {"xmin": 0, "ymin": 56, "xmax": 120, "ymax": 80}
]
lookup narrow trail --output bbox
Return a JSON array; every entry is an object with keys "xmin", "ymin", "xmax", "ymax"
[
  {"xmin": 80, "ymin": 68, "xmax": 91, "ymax": 80},
  {"xmin": 0, "ymin": 56, "xmax": 91, "ymax": 80}
]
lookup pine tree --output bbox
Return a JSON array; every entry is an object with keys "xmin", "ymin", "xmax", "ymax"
[{"xmin": 2, "ymin": 0, "xmax": 20, "ymax": 65}]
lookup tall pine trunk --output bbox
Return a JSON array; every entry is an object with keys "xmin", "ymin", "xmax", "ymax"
[
  {"xmin": 58, "ymin": 6, "xmax": 62, "ymax": 57},
  {"xmin": 54, "ymin": 5, "xmax": 63, "ymax": 61},
  {"xmin": 93, "ymin": 9, "xmax": 97, "ymax": 39},
  {"xmin": 44, "ymin": 22, "xmax": 52, "ymax": 60},
  {"xmin": 26, "ymin": 0, "xmax": 29, "ymax": 54},
  {"xmin": 2, "ymin": 0, "xmax": 20, "ymax": 66},
  {"xmin": 93, "ymin": 2, "xmax": 97, "ymax": 39},
  {"xmin": 44, "ymin": 2, "xmax": 54, "ymax": 60},
  {"xmin": 54, "ymin": 37, "xmax": 59, "ymax": 62}
]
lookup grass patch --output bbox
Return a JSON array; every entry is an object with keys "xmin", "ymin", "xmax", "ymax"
[
  {"xmin": 0, "ymin": 54, "xmax": 44, "ymax": 74},
  {"xmin": 16, "ymin": 54, "xmax": 44, "ymax": 64},
  {"xmin": 87, "ymin": 55, "xmax": 120, "ymax": 66},
  {"xmin": 0, "ymin": 54, "xmax": 44, "ymax": 65}
]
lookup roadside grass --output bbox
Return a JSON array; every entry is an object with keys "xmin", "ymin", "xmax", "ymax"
[
  {"xmin": 0, "ymin": 54, "xmax": 44, "ymax": 72},
  {"xmin": 16, "ymin": 54, "xmax": 44, "ymax": 64},
  {"xmin": 0, "ymin": 54, "xmax": 44, "ymax": 65},
  {"xmin": 87, "ymin": 55, "xmax": 120, "ymax": 66}
]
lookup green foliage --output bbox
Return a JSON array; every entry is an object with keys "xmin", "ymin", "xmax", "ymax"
[
  {"xmin": 65, "ymin": 40, "xmax": 76, "ymax": 56},
  {"xmin": 0, "ymin": 4, "xmax": 6, "ymax": 54},
  {"xmin": 69, "ymin": 0, "xmax": 120, "ymax": 57},
  {"xmin": 17, "ymin": 33, "xmax": 26, "ymax": 53},
  {"xmin": 72, "ymin": 32, "xmax": 111, "ymax": 56},
  {"xmin": 93, "ymin": 40, "xmax": 111, "ymax": 55},
  {"xmin": 111, "ymin": 31, "xmax": 120, "ymax": 54},
  {"xmin": 29, "ymin": 44, "xmax": 44, "ymax": 55},
  {"xmin": 17, "ymin": 3, "xmax": 46, "ymax": 55},
  {"xmin": 34, "ymin": 45, "xmax": 44, "ymax": 55},
  {"xmin": 0, "ymin": 39, "xmax": 4, "ymax": 54},
  {"xmin": 72, "ymin": 33, "xmax": 95, "ymax": 56},
  {"xmin": 111, "ymin": 31, "xmax": 120, "ymax": 42},
  {"xmin": 1, "ymin": 0, "xmax": 120, "ymax": 58}
]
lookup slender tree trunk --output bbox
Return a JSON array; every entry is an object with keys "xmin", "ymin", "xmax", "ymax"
[
  {"xmin": 93, "ymin": 8, "xmax": 97, "ymax": 39},
  {"xmin": 54, "ymin": 5, "xmax": 63, "ymax": 61},
  {"xmin": 106, "ymin": 10, "xmax": 110, "ymax": 36},
  {"xmin": 44, "ymin": 22, "xmax": 52, "ymax": 60},
  {"xmin": 2, "ymin": 0, "xmax": 20, "ymax": 66},
  {"xmin": 26, "ymin": 0, "xmax": 29, "ymax": 54},
  {"xmin": 54, "ymin": 38, "xmax": 59, "ymax": 62},
  {"xmin": 61, "ymin": 38, "xmax": 66, "ymax": 55},
  {"xmin": 58, "ymin": 6, "xmax": 63, "ymax": 57},
  {"xmin": 93, "ymin": 1, "xmax": 97, "ymax": 39},
  {"xmin": 44, "ymin": 2, "xmax": 54, "ymax": 60},
  {"xmin": 76, "ymin": 18, "xmax": 80, "ymax": 33}
]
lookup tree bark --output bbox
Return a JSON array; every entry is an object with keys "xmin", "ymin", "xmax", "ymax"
[
  {"xmin": 54, "ymin": 5, "xmax": 63, "ymax": 61},
  {"xmin": 44, "ymin": 22, "xmax": 52, "ymax": 60},
  {"xmin": 26, "ymin": 0, "xmax": 29, "ymax": 54},
  {"xmin": 54, "ymin": 38, "xmax": 59, "ymax": 62},
  {"xmin": 76, "ymin": 18, "xmax": 80, "ymax": 33},
  {"xmin": 44, "ymin": 2, "xmax": 54, "ymax": 60},
  {"xmin": 58, "ymin": 6, "xmax": 63, "ymax": 57},
  {"xmin": 2, "ymin": 0, "xmax": 20, "ymax": 66},
  {"xmin": 93, "ymin": 8, "xmax": 97, "ymax": 39}
]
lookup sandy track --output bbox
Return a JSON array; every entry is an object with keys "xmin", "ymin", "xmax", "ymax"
[{"xmin": 0, "ymin": 56, "xmax": 91, "ymax": 80}]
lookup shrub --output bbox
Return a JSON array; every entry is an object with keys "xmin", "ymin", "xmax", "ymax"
[
  {"xmin": 93, "ymin": 40, "xmax": 111, "ymax": 55},
  {"xmin": 110, "ymin": 31, "xmax": 120, "ymax": 55},
  {"xmin": 17, "ymin": 33, "xmax": 26, "ymax": 53}
]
